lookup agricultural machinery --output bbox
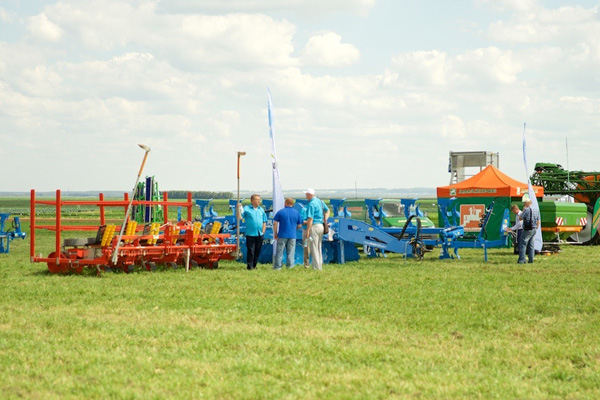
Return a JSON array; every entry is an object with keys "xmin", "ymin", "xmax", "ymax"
[
  {"xmin": 365, "ymin": 198, "xmax": 435, "ymax": 229},
  {"xmin": 0, "ymin": 213, "xmax": 26, "ymax": 254},
  {"xmin": 132, "ymin": 176, "xmax": 163, "ymax": 223},
  {"xmin": 30, "ymin": 190, "xmax": 236, "ymax": 274},
  {"xmin": 438, "ymin": 200, "xmax": 511, "ymax": 261},
  {"xmin": 197, "ymin": 196, "xmax": 507, "ymax": 263},
  {"xmin": 531, "ymin": 163, "xmax": 600, "ymax": 245},
  {"xmin": 344, "ymin": 197, "xmax": 510, "ymax": 261},
  {"xmin": 363, "ymin": 198, "xmax": 438, "ymax": 251}
]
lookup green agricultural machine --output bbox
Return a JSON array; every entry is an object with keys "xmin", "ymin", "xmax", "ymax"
[
  {"xmin": 531, "ymin": 163, "xmax": 600, "ymax": 245},
  {"xmin": 378, "ymin": 199, "xmax": 436, "ymax": 229},
  {"xmin": 132, "ymin": 176, "xmax": 164, "ymax": 223}
]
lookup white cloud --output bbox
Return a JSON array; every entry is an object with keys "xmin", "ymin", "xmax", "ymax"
[
  {"xmin": 390, "ymin": 47, "xmax": 521, "ymax": 87},
  {"xmin": 560, "ymin": 96, "xmax": 600, "ymax": 114},
  {"xmin": 301, "ymin": 32, "xmax": 360, "ymax": 67},
  {"xmin": 476, "ymin": 0, "xmax": 538, "ymax": 13},
  {"xmin": 454, "ymin": 47, "xmax": 521, "ymax": 84},
  {"xmin": 391, "ymin": 50, "xmax": 449, "ymax": 86},
  {"xmin": 0, "ymin": 7, "xmax": 12, "ymax": 22},
  {"xmin": 488, "ymin": 4, "xmax": 600, "ymax": 44},
  {"xmin": 1, "ymin": 0, "xmax": 600, "ymax": 191},
  {"xmin": 441, "ymin": 115, "xmax": 466, "ymax": 138},
  {"xmin": 176, "ymin": 14, "xmax": 297, "ymax": 67},
  {"xmin": 26, "ymin": 13, "xmax": 63, "ymax": 42},
  {"xmin": 156, "ymin": 0, "xmax": 376, "ymax": 16},
  {"xmin": 40, "ymin": 2, "xmax": 298, "ymax": 68}
]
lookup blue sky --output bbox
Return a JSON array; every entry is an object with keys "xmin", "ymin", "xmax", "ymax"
[{"xmin": 1, "ymin": 0, "xmax": 599, "ymax": 193}]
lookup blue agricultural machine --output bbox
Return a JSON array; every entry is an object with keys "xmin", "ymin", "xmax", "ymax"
[
  {"xmin": 0, "ymin": 213, "xmax": 26, "ymax": 254},
  {"xmin": 193, "ymin": 197, "xmax": 509, "ymax": 265}
]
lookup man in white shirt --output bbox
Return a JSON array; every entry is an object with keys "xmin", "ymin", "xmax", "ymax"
[{"xmin": 506, "ymin": 204, "xmax": 523, "ymax": 255}]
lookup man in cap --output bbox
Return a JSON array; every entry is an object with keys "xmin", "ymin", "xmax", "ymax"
[
  {"xmin": 304, "ymin": 188, "xmax": 329, "ymax": 270},
  {"xmin": 518, "ymin": 196, "xmax": 540, "ymax": 264}
]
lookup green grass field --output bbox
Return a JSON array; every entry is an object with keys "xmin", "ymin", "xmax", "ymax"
[{"xmin": 1, "ymin": 198, "xmax": 599, "ymax": 399}]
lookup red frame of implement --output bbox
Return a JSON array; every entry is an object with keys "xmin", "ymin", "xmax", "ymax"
[{"xmin": 30, "ymin": 190, "xmax": 235, "ymax": 273}]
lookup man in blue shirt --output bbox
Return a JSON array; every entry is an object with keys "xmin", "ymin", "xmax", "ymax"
[
  {"xmin": 518, "ymin": 197, "xmax": 540, "ymax": 264},
  {"xmin": 304, "ymin": 188, "xmax": 329, "ymax": 270},
  {"xmin": 237, "ymin": 194, "xmax": 267, "ymax": 270},
  {"xmin": 273, "ymin": 198, "xmax": 303, "ymax": 270}
]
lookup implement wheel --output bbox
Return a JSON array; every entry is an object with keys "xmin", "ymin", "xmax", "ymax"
[
  {"xmin": 142, "ymin": 261, "xmax": 156, "ymax": 272},
  {"xmin": 411, "ymin": 239, "xmax": 426, "ymax": 261},
  {"xmin": 201, "ymin": 261, "xmax": 218, "ymax": 269},
  {"xmin": 70, "ymin": 263, "xmax": 85, "ymax": 274},
  {"xmin": 47, "ymin": 252, "xmax": 69, "ymax": 274}
]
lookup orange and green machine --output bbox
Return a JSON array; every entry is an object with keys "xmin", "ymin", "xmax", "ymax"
[
  {"xmin": 437, "ymin": 165, "xmax": 587, "ymax": 245},
  {"xmin": 531, "ymin": 163, "xmax": 600, "ymax": 245}
]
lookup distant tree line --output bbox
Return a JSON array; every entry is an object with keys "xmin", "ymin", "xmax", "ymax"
[{"xmin": 167, "ymin": 191, "xmax": 233, "ymax": 199}]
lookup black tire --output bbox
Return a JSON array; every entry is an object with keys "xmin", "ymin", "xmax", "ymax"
[{"xmin": 573, "ymin": 205, "xmax": 600, "ymax": 245}]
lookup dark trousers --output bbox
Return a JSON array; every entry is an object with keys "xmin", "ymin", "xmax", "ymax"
[
  {"xmin": 513, "ymin": 229, "xmax": 522, "ymax": 254},
  {"xmin": 246, "ymin": 235, "xmax": 263, "ymax": 270},
  {"xmin": 519, "ymin": 229, "xmax": 536, "ymax": 264}
]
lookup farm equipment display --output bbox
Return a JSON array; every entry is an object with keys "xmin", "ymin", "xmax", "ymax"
[
  {"xmin": 194, "ymin": 196, "xmax": 512, "ymax": 263},
  {"xmin": 0, "ymin": 213, "xmax": 26, "ymax": 254},
  {"xmin": 531, "ymin": 163, "xmax": 600, "ymax": 245},
  {"xmin": 30, "ymin": 190, "xmax": 235, "ymax": 274}
]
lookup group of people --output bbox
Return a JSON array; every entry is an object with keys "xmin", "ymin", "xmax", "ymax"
[
  {"xmin": 238, "ymin": 188, "xmax": 329, "ymax": 271},
  {"xmin": 506, "ymin": 196, "xmax": 541, "ymax": 263}
]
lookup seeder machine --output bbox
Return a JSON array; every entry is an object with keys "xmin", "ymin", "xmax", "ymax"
[{"xmin": 30, "ymin": 190, "xmax": 236, "ymax": 274}]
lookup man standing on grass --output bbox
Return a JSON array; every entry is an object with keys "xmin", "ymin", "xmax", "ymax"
[
  {"xmin": 273, "ymin": 198, "xmax": 303, "ymax": 270},
  {"xmin": 506, "ymin": 204, "xmax": 523, "ymax": 255},
  {"xmin": 519, "ymin": 197, "xmax": 540, "ymax": 264},
  {"xmin": 304, "ymin": 188, "xmax": 329, "ymax": 270},
  {"xmin": 238, "ymin": 194, "xmax": 267, "ymax": 270}
]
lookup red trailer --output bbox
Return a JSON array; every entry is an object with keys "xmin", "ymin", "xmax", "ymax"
[{"xmin": 30, "ymin": 190, "xmax": 235, "ymax": 274}]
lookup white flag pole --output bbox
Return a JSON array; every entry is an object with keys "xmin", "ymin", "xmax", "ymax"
[
  {"xmin": 522, "ymin": 123, "xmax": 543, "ymax": 251},
  {"xmin": 268, "ymin": 89, "xmax": 285, "ymax": 263}
]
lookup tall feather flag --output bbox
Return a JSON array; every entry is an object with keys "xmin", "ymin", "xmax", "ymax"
[
  {"xmin": 268, "ymin": 89, "xmax": 284, "ymax": 258},
  {"xmin": 522, "ymin": 123, "xmax": 543, "ymax": 251}
]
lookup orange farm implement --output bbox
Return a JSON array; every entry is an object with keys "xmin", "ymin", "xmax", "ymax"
[{"xmin": 30, "ymin": 190, "xmax": 235, "ymax": 274}]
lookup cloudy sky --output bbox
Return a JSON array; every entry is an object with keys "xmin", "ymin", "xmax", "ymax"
[{"xmin": 1, "ymin": 0, "xmax": 599, "ymax": 193}]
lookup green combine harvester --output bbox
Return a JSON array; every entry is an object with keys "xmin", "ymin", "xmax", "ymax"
[{"xmin": 531, "ymin": 163, "xmax": 600, "ymax": 245}]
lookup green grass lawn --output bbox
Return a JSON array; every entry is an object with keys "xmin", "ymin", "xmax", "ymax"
[{"xmin": 1, "ymin": 221, "xmax": 599, "ymax": 399}]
